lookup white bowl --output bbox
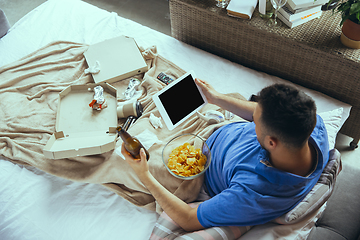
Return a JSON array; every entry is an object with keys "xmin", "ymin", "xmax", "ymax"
[{"xmin": 162, "ymin": 133, "xmax": 211, "ymax": 180}]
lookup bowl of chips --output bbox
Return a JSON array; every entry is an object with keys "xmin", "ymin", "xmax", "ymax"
[{"xmin": 162, "ymin": 133, "xmax": 211, "ymax": 180}]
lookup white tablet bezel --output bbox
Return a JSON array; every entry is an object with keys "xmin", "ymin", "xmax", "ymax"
[{"xmin": 152, "ymin": 71, "xmax": 208, "ymax": 130}]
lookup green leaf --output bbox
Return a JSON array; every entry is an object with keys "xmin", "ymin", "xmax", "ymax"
[
  {"xmin": 349, "ymin": 2, "xmax": 360, "ymax": 15},
  {"xmin": 338, "ymin": 3, "xmax": 350, "ymax": 13},
  {"xmin": 340, "ymin": 14, "xmax": 350, "ymax": 26}
]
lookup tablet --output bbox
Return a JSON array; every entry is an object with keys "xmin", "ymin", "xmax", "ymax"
[{"xmin": 152, "ymin": 71, "xmax": 207, "ymax": 130}]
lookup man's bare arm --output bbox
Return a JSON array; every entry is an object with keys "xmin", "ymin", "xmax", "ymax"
[
  {"xmin": 212, "ymin": 94, "xmax": 257, "ymax": 121},
  {"xmin": 195, "ymin": 78, "xmax": 257, "ymax": 121},
  {"xmin": 122, "ymin": 145, "xmax": 204, "ymax": 232}
]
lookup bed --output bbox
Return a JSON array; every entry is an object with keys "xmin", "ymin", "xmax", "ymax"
[{"xmin": 0, "ymin": 0, "xmax": 352, "ymax": 239}]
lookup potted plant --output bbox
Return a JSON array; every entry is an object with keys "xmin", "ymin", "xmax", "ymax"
[{"xmin": 330, "ymin": 0, "xmax": 360, "ymax": 49}]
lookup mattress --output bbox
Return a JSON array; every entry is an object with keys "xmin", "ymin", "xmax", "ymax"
[{"xmin": 0, "ymin": 0, "xmax": 351, "ymax": 239}]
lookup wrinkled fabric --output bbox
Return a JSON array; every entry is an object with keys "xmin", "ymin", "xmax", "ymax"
[{"xmin": 0, "ymin": 41, "xmax": 245, "ymax": 211}]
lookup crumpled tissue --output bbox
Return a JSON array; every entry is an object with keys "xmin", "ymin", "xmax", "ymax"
[
  {"xmin": 149, "ymin": 113, "xmax": 163, "ymax": 129},
  {"xmin": 84, "ymin": 60, "xmax": 100, "ymax": 74}
]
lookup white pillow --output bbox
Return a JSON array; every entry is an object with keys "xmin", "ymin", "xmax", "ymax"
[{"xmin": 318, "ymin": 108, "xmax": 343, "ymax": 150}]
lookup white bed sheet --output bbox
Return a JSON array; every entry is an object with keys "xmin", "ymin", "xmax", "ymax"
[
  {"xmin": 0, "ymin": 161, "xmax": 157, "ymax": 240},
  {"xmin": 0, "ymin": 0, "xmax": 351, "ymax": 120},
  {"xmin": 0, "ymin": 0, "xmax": 352, "ymax": 239}
]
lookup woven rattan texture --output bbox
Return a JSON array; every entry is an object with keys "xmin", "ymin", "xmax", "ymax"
[
  {"xmin": 170, "ymin": 0, "xmax": 360, "ymax": 143},
  {"xmin": 171, "ymin": 0, "xmax": 360, "ymax": 61}
]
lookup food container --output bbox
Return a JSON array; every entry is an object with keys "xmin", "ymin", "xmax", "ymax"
[
  {"xmin": 162, "ymin": 133, "xmax": 211, "ymax": 180},
  {"xmin": 43, "ymin": 83, "xmax": 118, "ymax": 159}
]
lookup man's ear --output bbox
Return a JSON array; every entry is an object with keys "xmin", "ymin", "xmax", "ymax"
[{"xmin": 264, "ymin": 136, "xmax": 278, "ymax": 150}]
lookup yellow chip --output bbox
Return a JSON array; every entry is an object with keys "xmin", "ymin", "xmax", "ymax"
[{"xmin": 167, "ymin": 142, "xmax": 207, "ymax": 177}]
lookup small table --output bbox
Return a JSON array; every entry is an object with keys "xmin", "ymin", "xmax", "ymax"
[{"xmin": 169, "ymin": 0, "xmax": 360, "ymax": 148}]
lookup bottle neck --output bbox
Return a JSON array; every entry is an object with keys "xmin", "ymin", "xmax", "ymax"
[{"xmin": 117, "ymin": 126, "xmax": 133, "ymax": 142}]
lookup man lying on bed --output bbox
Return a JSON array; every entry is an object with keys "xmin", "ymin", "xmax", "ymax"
[{"xmin": 121, "ymin": 80, "xmax": 329, "ymax": 231}]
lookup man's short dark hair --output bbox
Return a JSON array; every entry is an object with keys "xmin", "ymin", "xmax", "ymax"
[{"xmin": 257, "ymin": 84, "xmax": 317, "ymax": 148}]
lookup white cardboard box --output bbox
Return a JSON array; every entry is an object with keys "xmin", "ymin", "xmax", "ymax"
[
  {"xmin": 84, "ymin": 35, "xmax": 148, "ymax": 84},
  {"xmin": 43, "ymin": 83, "xmax": 118, "ymax": 159}
]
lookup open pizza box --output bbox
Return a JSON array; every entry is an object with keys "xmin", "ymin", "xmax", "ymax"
[{"xmin": 43, "ymin": 83, "xmax": 118, "ymax": 159}]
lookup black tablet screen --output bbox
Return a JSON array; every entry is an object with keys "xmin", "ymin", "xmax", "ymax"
[{"xmin": 158, "ymin": 75, "xmax": 205, "ymax": 125}]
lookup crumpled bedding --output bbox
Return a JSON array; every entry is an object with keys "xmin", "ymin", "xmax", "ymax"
[{"xmin": 0, "ymin": 40, "xmax": 244, "ymax": 211}]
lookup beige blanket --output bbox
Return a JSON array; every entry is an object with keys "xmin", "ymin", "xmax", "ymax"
[{"xmin": 0, "ymin": 41, "xmax": 244, "ymax": 211}]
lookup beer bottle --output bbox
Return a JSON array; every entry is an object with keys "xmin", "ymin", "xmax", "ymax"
[{"xmin": 117, "ymin": 126, "xmax": 150, "ymax": 161}]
